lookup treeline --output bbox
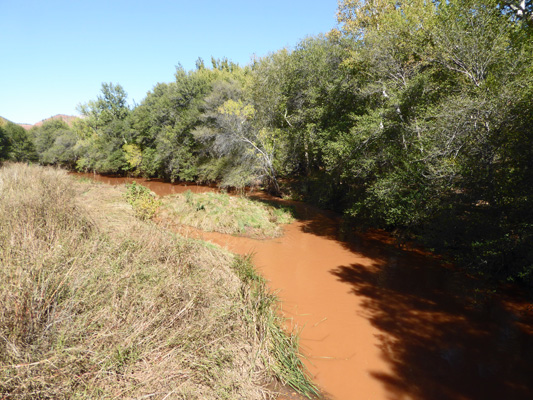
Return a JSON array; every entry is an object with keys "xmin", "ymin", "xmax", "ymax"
[{"xmin": 5, "ymin": 0, "xmax": 532, "ymax": 285}]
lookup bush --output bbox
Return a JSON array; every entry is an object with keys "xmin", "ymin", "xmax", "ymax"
[{"xmin": 124, "ymin": 181, "xmax": 162, "ymax": 220}]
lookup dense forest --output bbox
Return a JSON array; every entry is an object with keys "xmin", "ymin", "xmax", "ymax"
[{"xmin": 2, "ymin": 0, "xmax": 532, "ymax": 286}]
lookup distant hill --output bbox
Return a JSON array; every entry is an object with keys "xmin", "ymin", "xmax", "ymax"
[{"xmin": 18, "ymin": 114, "xmax": 81, "ymax": 130}]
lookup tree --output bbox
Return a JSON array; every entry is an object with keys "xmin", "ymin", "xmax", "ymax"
[
  {"xmin": 433, "ymin": 0, "xmax": 515, "ymax": 88},
  {"xmin": 75, "ymin": 83, "xmax": 131, "ymax": 173},
  {"xmin": 78, "ymin": 82, "xmax": 129, "ymax": 129},
  {"xmin": 0, "ymin": 125, "xmax": 9, "ymax": 161},
  {"xmin": 129, "ymin": 63, "xmax": 251, "ymax": 182},
  {"xmin": 210, "ymin": 98, "xmax": 280, "ymax": 195},
  {"xmin": 131, "ymin": 66, "xmax": 214, "ymax": 181},
  {"xmin": 334, "ymin": 0, "xmax": 533, "ymax": 282},
  {"xmin": 0, "ymin": 119, "xmax": 37, "ymax": 162},
  {"xmin": 246, "ymin": 35, "xmax": 360, "ymax": 204},
  {"xmin": 31, "ymin": 119, "xmax": 71, "ymax": 164},
  {"xmin": 42, "ymin": 130, "xmax": 79, "ymax": 168}
]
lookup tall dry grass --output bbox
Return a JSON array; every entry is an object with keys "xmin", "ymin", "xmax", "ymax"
[{"xmin": 0, "ymin": 164, "xmax": 316, "ymax": 399}]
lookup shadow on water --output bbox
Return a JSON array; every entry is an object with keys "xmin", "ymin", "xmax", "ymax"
[
  {"xmin": 244, "ymin": 190, "xmax": 533, "ymax": 399},
  {"xmin": 329, "ymin": 238, "xmax": 533, "ymax": 400},
  {"xmin": 258, "ymin": 195, "xmax": 533, "ymax": 399}
]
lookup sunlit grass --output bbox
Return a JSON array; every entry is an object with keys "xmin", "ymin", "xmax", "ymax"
[
  {"xmin": 159, "ymin": 190, "xmax": 294, "ymax": 239},
  {"xmin": 0, "ymin": 163, "xmax": 317, "ymax": 399}
]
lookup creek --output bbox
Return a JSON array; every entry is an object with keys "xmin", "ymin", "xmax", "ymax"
[{"xmin": 75, "ymin": 173, "xmax": 533, "ymax": 400}]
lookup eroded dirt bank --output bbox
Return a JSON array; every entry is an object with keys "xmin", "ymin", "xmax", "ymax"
[{"xmin": 76, "ymin": 173, "xmax": 533, "ymax": 400}]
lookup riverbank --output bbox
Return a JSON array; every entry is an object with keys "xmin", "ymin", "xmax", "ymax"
[
  {"xmin": 0, "ymin": 164, "xmax": 317, "ymax": 399},
  {"xmin": 61, "ymin": 170, "xmax": 533, "ymax": 399}
]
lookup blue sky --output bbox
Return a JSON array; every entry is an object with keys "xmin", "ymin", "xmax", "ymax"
[{"xmin": 0, "ymin": 0, "xmax": 338, "ymax": 125}]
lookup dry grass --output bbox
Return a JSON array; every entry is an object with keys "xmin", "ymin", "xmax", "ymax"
[
  {"xmin": 159, "ymin": 191, "xmax": 294, "ymax": 239},
  {"xmin": 0, "ymin": 164, "xmax": 317, "ymax": 399}
]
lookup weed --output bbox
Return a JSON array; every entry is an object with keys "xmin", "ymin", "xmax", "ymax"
[
  {"xmin": 232, "ymin": 256, "xmax": 319, "ymax": 398},
  {"xmin": 124, "ymin": 181, "xmax": 161, "ymax": 220}
]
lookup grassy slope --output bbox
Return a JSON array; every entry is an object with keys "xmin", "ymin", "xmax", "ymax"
[
  {"xmin": 159, "ymin": 191, "xmax": 294, "ymax": 239},
  {"xmin": 0, "ymin": 164, "xmax": 316, "ymax": 399}
]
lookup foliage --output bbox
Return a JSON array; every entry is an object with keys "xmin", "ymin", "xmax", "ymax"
[
  {"xmin": 246, "ymin": 34, "xmax": 359, "ymax": 201},
  {"xmin": 75, "ymin": 83, "xmax": 131, "ymax": 173},
  {"xmin": 128, "ymin": 66, "xmax": 224, "ymax": 181},
  {"xmin": 122, "ymin": 143, "xmax": 142, "ymax": 174},
  {"xmin": 78, "ymin": 82, "xmax": 130, "ymax": 127},
  {"xmin": 0, "ymin": 125, "xmax": 9, "ymax": 161},
  {"xmin": 30, "ymin": 119, "xmax": 78, "ymax": 167},
  {"xmin": 124, "ymin": 181, "xmax": 161, "ymax": 220},
  {"xmin": 332, "ymin": 0, "xmax": 533, "ymax": 283},
  {"xmin": 0, "ymin": 118, "xmax": 37, "ymax": 162},
  {"xmin": 198, "ymin": 92, "xmax": 281, "ymax": 194}
]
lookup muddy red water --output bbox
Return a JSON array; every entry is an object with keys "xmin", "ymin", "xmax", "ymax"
[{"xmin": 76, "ymin": 173, "xmax": 533, "ymax": 400}]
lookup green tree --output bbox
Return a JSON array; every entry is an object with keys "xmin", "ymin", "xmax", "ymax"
[
  {"xmin": 129, "ymin": 63, "xmax": 248, "ymax": 182},
  {"xmin": 0, "ymin": 119, "xmax": 37, "ymax": 162},
  {"xmin": 197, "ymin": 94, "xmax": 281, "ymax": 194},
  {"xmin": 334, "ymin": 0, "xmax": 533, "ymax": 282},
  {"xmin": 0, "ymin": 125, "xmax": 9, "ymax": 161},
  {"xmin": 76, "ymin": 83, "xmax": 131, "ymax": 173},
  {"xmin": 78, "ymin": 82, "xmax": 130, "ymax": 129},
  {"xmin": 248, "ymin": 35, "xmax": 358, "ymax": 204},
  {"xmin": 42, "ymin": 129, "xmax": 79, "ymax": 168},
  {"xmin": 31, "ymin": 119, "xmax": 71, "ymax": 164}
]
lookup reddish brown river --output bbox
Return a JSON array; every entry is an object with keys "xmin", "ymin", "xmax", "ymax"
[{"xmin": 76, "ymin": 173, "xmax": 533, "ymax": 400}]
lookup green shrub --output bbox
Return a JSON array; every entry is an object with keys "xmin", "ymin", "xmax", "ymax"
[{"xmin": 124, "ymin": 181, "xmax": 161, "ymax": 220}]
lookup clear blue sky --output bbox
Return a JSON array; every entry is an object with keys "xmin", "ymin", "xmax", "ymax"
[{"xmin": 0, "ymin": 0, "xmax": 339, "ymax": 125}]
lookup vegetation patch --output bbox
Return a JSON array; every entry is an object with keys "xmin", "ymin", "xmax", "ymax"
[
  {"xmin": 0, "ymin": 164, "xmax": 316, "ymax": 399},
  {"xmin": 124, "ymin": 181, "xmax": 161, "ymax": 220},
  {"xmin": 159, "ymin": 190, "xmax": 294, "ymax": 238}
]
